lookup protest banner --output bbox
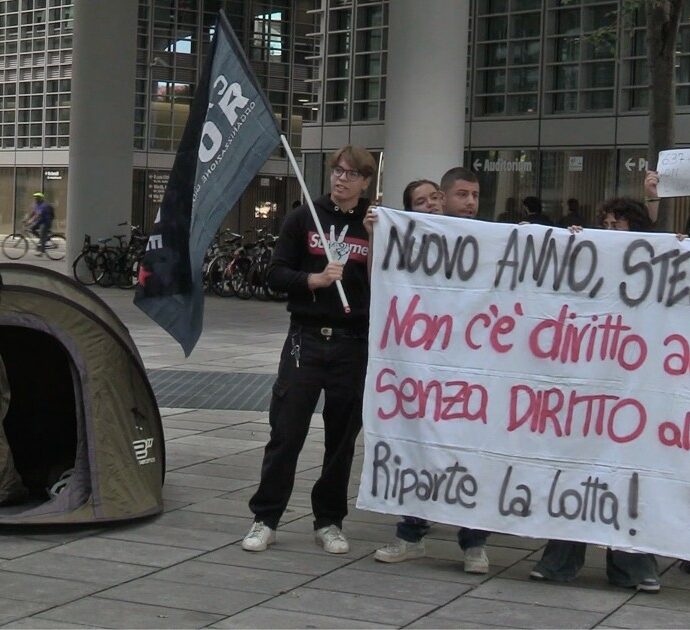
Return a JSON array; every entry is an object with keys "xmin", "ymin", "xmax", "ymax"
[
  {"xmin": 357, "ymin": 207, "xmax": 690, "ymax": 560},
  {"xmin": 657, "ymin": 148, "xmax": 690, "ymax": 198}
]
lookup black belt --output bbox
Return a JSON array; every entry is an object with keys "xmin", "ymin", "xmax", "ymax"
[{"xmin": 293, "ymin": 323, "xmax": 367, "ymax": 340}]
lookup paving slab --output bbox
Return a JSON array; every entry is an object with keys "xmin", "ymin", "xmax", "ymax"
[
  {"xmin": 348, "ymin": 554, "xmax": 496, "ymax": 585},
  {"xmin": 600, "ymin": 603, "xmax": 690, "ymax": 629},
  {"xmin": 625, "ymin": 586, "xmax": 690, "ymax": 612},
  {"xmin": 0, "ymin": 537, "xmax": 57, "ymax": 559},
  {"xmin": 175, "ymin": 462, "xmax": 264, "ymax": 481},
  {"xmin": 0, "ymin": 551, "xmax": 156, "ymax": 585},
  {"xmin": 0, "ymin": 598, "xmax": 55, "ymax": 626},
  {"xmin": 407, "ymin": 620, "xmax": 508, "ymax": 629},
  {"xmin": 0, "ymin": 570, "xmax": 102, "ymax": 604},
  {"xmin": 34, "ymin": 596, "xmax": 224, "ymax": 629},
  {"xmin": 263, "ymin": 586, "xmax": 438, "ymax": 626},
  {"xmin": 307, "ymin": 567, "xmax": 472, "ymax": 604},
  {"xmin": 161, "ymin": 484, "xmax": 226, "ymax": 505},
  {"xmin": 210, "ymin": 606, "xmax": 396, "ymax": 629},
  {"xmin": 1, "ymin": 618, "xmax": 95, "ymax": 629},
  {"xmin": 98, "ymin": 523, "xmax": 239, "ymax": 551},
  {"xmin": 200, "ymin": 544, "xmax": 354, "ymax": 575},
  {"xmin": 152, "ymin": 558, "xmax": 312, "ymax": 594},
  {"xmin": 427, "ymin": 596, "xmax": 608, "ymax": 629},
  {"xmin": 49, "ymin": 537, "xmax": 204, "ymax": 567},
  {"xmin": 151, "ymin": 511, "xmax": 253, "ymax": 538},
  {"xmin": 467, "ymin": 577, "xmax": 632, "ymax": 613},
  {"xmin": 96, "ymin": 577, "xmax": 271, "ymax": 616}
]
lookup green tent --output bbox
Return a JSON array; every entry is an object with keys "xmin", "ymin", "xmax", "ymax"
[{"xmin": 0, "ymin": 264, "xmax": 164, "ymax": 523}]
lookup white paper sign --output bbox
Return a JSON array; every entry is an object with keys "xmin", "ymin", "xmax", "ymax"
[
  {"xmin": 357, "ymin": 207, "xmax": 690, "ymax": 560},
  {"xmin": 657, "ymin": 149, "xmax": 690, "ymax": 197}
]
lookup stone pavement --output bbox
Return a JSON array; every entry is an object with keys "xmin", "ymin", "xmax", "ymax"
[{"xmin": 0, "ymin": 257, "xmax": 689, "ymax": 629}]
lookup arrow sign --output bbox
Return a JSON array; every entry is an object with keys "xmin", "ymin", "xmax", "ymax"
[
  {"xmin": 473, "ymin": 158, "xmax": 482, "ymax": 171},
  {"xmin": 625, "ymin": 158, "xmax": 635, "ymax": 171}
]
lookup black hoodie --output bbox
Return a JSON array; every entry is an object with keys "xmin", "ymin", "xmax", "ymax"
[{"xmin": 268, "ymin": 194, "xmax": 371, "ymax": 331}]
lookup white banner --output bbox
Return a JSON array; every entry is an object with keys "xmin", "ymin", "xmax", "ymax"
[{"xmin": 357, "ymin": 207, "xmax": 690, "ymax": 560}]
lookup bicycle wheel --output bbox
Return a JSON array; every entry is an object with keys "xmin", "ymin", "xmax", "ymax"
[
  {"xmin": 94, "ymin": 251, "xmax": 117, "ymax": 287},
  {"xmin": 72, "ymin": 251, "xmax": 98, "ymax": 285},
  {"xmin": 208, "ymin": 256, "xmax": 235, "ymax": 297},
  {"xmin": 251, "ymin": 264, "xmax": 271, "ymax": 301},
  {"xmin": 45, "ymin": 233, "xmax": 66, "ymax": 260},
  {"xmin": 2, "ymin": 233, "xmax": 28, "ymax": 259},
  {"xmin": 230, "ymin": 257, "xmax": 252, "ymax": 299},
  {"xmin": 116, "ymin": 254, "xmax": 139, "ymax": 289}
]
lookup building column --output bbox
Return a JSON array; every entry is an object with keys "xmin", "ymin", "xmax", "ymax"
[
  {"xmin": 382, "ymin": 0, "xmax": 469, "ymax": 207},
  {"xmin": 66, "ymin": 0, "xmax": 138, "ymax": 265}
]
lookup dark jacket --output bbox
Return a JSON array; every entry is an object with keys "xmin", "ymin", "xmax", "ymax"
[{"xmin": 268, "ymin": 195, "xmax": 370, "ymax": 331}]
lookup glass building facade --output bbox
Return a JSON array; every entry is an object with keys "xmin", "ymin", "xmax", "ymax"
[
  {"xmin": 303, "ymin": 0, "xmax": 690, "ymax": 230},
  {"xmin": 1, "ymin": 0, "xmax": 690, "ymax": 234},
  {"xmin": 0, "ymin": 0, "xmax": 318, "ymax": 235}
]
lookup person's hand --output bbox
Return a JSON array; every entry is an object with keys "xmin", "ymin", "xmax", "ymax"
[
  {"xmin": 644, "ymin": 170, "xmax": 659, "ymax": 198},
  {"xmin": 568, "ymin": 225, "xmax": 583, "ymax": 234},
  {"xmin": 676, "ymin": 233, "xmax": 687, "ymax": 242},
  {"xmin": 308, "ymin": 262, "xmax": 344, "ymax": 289},
  {"xmin": 363, "ymin": 207, "xmax": 378, "ymax": 237}
]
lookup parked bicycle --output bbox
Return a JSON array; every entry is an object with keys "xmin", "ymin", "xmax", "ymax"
[
  {"xmin": 204, "ymin": 230, "xmax": 243, "ymax": 297},
  {"xmin": 229, "ymin": 230, "xmax": 284, "ymax": 301},
  {"xmin": 72, "ymin": 224, "xmax": 147, "ymax": 288},
  {"xmin": 2, "ymin": 223, "xmax": 66, "ymax": 261}
]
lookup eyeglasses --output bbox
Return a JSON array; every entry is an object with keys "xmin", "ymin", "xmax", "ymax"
[{"xmin": 332, "ymin": 165, "xmax": 363, "ymax": 181}]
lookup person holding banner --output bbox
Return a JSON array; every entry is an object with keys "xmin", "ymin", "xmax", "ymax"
[
  {"xmin": 643, "ymin": 170, "xmax": 660, "ymax": 224},
  {"xmin": 242, "ymin": 145, "xmax": 375, "ymax": 555},
  {"xmin": 401, "ymin": 179, "xmax": 444, "ymax": 214},
  {"xmin": 373, "ymin": 169, "xmax": 491, "ymax": 574},
  {"xmin": 530, "ymin": 196, "xmax": 661, "ymax": 593}
]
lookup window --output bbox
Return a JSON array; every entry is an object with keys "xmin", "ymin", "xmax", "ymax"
[
  {"xmin": 544, "ymin": 1, "xmax": 616, "ymax": 114},
  {"xmin": 474, "ymin": 0, "xmax": 541, "ymax": 117}
]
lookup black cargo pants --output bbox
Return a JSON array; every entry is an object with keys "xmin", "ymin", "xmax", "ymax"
[{"xmin": 249, "ymin": 324, "xmax": 368, "ymax": 530}]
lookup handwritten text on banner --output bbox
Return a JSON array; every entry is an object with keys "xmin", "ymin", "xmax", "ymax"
[{"xmin": 356, "ymin": 207, "xmax": 690, "ymax": 560}]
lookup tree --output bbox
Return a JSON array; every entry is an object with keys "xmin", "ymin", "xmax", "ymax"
[
  {"xmin": 645, "ymin": 0, "xmax": 684, "ymax": 230},
  {"xmin": 573, "ymin": 0, "xmax": 685, "ymax": 230}
]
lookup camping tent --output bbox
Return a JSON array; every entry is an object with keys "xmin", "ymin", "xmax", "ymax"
[{"xmin": 0, "ymin": 263, "xmax": 164, "ymax": 524}]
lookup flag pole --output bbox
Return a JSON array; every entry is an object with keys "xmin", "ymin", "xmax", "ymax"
[
  {"xmin": 375, "ymin": 152, "xmax": 384, "ymax": 203},
  {"xmin": 280, "ymin": 135, "xmax": 351, "ymax": 314}
]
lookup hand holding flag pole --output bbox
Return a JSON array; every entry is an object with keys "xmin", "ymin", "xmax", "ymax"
[{"xmin": 280, "ymin": 134, "xmax": 351, "ymax": 314}]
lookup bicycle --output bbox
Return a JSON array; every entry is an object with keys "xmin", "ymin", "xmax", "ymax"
[
  {"xmin": 205, "ymin": 232, "xmax": 243, "ymax": 297},
  {"xmin": 93, "ymin": 224, "xmax": 148, "ymax": 289},
  {"xmin": 2, "ymin": 223, "xmax": 66, "ymax": 261},
  {"xmin": 72, "ymin": 224, "xmax": 147, "ymax": 288},
  {"xmin": 72, "ymin": 234, "xmax": 102, "ymax": 285},
  {"xmin": 229, "ymin": 230, "xmax": 285, "ymax": 301}
]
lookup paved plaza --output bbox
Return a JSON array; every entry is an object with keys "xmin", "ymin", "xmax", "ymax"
[{"xmin": 0, "ymin": 258, "xmax": 688, "ymax": 628}]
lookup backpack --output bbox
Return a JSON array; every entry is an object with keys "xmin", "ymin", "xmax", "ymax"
[{"xmin": 45, "ymin": 204, "xmax": 55, "ymax": 221}]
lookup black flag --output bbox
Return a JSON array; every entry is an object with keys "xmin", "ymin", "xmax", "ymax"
[{"xmin": 134, "ymin": 10, "xmax": 280, "ymax": 356}]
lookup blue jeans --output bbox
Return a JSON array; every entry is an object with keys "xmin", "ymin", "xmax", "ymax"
[
  {"xmin": 534, "ymin": 540, "xmax": 658, "ymax": 587},
  {"xmin": 396, "ymin": 516, "xmax": 489, "ymax": 550}
]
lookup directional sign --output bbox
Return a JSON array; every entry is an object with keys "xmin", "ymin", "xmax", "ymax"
[
  {"xmin": 472, "ymin": 158, "xmax": 532, "ymax": 173},
  {"xmin": 625, "ymin": 157, "xmax": 648, "ymax": 172}
]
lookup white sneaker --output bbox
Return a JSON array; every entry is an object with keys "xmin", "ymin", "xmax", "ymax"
[
  {"xmin": 374, "ymin": 538, "xmax": 425, "ymax": 563},
  {"xmin": 315, "ymin": 525, "xmax": 349, "ymax": 554},
  {"xmin": 464, "ymin": 545, "xmax": 490, "ymax": 574},
  {"xmin": 242, "ymin": 521, "xmax": 276, "ymax": 552}
]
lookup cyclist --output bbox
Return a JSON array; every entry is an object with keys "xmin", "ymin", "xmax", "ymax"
[{"xmin": 29, "ymin": 192, "xmax": 54, "ymax": 256}]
